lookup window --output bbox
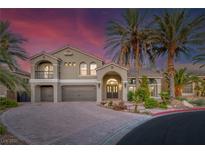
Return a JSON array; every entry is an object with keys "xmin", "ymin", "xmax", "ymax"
[
  {"xmin": 183, "ymin": 83, "xmax": 193, "ymax": 93},
  {"xmin": 129, "ymin": 78, "xmax": 136, "ymax": 84},
  {"xmin": 90, "ymin": 63, "xmax": 97, "ymax": 75},
  {"xmin": 80, "ymin": 62, "xmax": 87, "ymax": 76}
]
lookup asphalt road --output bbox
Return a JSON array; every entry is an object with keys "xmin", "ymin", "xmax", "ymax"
[{"xmin": 118, "ymin": 111, "xmax": 205, "ymax": 145}]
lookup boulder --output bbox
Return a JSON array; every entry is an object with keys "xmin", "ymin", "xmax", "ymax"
[{"xmin": 182, "ymin": 100, "xmax": 194, "ymax": 108}]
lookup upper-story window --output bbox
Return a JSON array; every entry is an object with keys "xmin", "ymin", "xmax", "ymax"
[
  {"xmin": 80, "ymin": 62, "xmax": 87, "ymax": 76},
  {"xmin": 36, "ymin": 62, "xmax": 54, "ymax": 79},
  {"xmin": 90, "ymin": 63, "xmax": 97, "ymax": 76}
]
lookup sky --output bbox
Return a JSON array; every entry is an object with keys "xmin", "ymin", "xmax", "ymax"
[{"xmin": 0, "ymin": 8, "xmax": 205, "ymax": 72}]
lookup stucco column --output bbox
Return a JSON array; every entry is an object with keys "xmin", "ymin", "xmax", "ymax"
[
  {"xmin": 31, "ymin": 84, "xmax": 35, "ymax": 103},
  {"xmin": 97, "ymin": 81, "xmax": 102, "ymax": 102},
  {"xmin": 156, "ymin": 78, "xmax": 161, "ymax": 97},
  {"xmin": 53, "ymin": 83, "xmax": 58, "ymax": 103},
  {"xmin": 122, "ymin": 81, "xmax": 128, "ymax": 102}
]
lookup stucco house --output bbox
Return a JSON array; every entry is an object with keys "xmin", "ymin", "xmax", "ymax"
[{"xmin": 30, "ymin": 45, "xmax": 205, "ymax": 103}]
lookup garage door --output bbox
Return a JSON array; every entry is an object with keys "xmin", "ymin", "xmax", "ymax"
[
  {"xmin": 41, "ymin": 86, "xmax": 53, "ymax": 102},
  {"xmin": 62, "ymin": 85, "xmax": 96, "ymax": 101}
]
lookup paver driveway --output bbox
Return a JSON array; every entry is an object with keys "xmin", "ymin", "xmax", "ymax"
[{"xmin": 0, "ymin": 102, "xmax": 150, "ymax": 145}]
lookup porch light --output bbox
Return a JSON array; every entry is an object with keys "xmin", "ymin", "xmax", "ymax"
[
  {"xmin": 124, "ymin": 83, "xmax": 127, "ymax": 88},
  {"xmin": 98, "ymin": 83, "xmax": 101, "ymax": 88},
  {"xmin": 119, "ymin": 83, "xmax": 122, "ymax": 90}
]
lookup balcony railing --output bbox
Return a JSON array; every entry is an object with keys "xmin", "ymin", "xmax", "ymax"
[{"xmin": 35, "ymin": 71, "xmax": 54, "ymax": 79}]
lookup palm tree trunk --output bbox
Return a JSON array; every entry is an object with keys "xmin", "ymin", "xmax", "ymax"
[
  {"xmin": 167, "ymin": 48, "xmax": 175, "ymax": 99},
  {"xmin": 134, "ymin": 41, "xmax": 140, "ymax": 89}
]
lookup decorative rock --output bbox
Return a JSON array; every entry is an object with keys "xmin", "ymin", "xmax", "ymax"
[{"xmin": 182, "ymin": 100, "xmax": 194, "ymax": 108}]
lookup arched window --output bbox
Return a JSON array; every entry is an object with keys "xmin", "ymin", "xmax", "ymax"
[
  {"xmin": 80, "ymin": 62, "xmax": 87, "ymax": 76},
  {"xmin": 90, "ymin": 63, "xmax": 97, "ymax": 75},
  {"xmin": 37, "ymin": 61, "xmax": 53, "ymax": 79}
]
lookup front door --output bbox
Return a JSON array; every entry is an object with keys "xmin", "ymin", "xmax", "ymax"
[{"xmin": 106, "ymin": 85, "xmax": 118, "ymax": 99}]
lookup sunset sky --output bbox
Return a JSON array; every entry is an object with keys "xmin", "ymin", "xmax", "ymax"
[{"xmin": 0, "ymin": 8, "xmax": 204, "ymax": 72}]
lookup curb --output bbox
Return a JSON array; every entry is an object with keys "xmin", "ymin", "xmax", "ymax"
[{"xmin": 152, "ymin": 107, "xmax": 205, "ymax": 116}]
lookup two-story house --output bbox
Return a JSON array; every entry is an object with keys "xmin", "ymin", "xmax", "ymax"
[
  {"xmin": 30, "ymin": 45, "xmax": 205, "ymax": 103},
  {"xmin": 30, "ymin": 45, "xmax": 129, "ymax": 103}
]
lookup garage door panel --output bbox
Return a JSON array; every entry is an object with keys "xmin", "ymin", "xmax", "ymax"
[{"xmin": 62, "ymin": 85, "xmax": 96, "ymax": 101}]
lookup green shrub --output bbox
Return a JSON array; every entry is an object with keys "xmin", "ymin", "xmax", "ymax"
[
  {"xmin": 144, "ymin": 98, "xmax": 159, "ymax": 109},
  {"xmin": 189, "ymin": 99, "xmax": 205, "ymax": 106},
  {"xmin": 108, "ymin": 100, "xmax": 113, "ymax": 107},
  {"xmin": 0, "ymin": 97, "xmax": 18, "ymax": 109},
  {"xmin": 160, "ymin": 92, "xmax": 170, "ymax": 104},
  {"xmin": 128, "ymin": 91, "xmax": 134, "ymax": 101},
  {"xmin": 0, "ymin": 124, "xmax": 6, "ymax": 135},
  {"xmin": 159, "ymin": 103, "xmax": 168, "ymax": 109},
  {"xmin": 134, "ymin": 88, "xmax": 150, "ymax": 102}
]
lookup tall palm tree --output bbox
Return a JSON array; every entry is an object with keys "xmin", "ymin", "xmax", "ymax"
[
  {"xmin": 193, "ymin": 53, "xmax": 205, "ymax": 68},
  {"xmin": 0, "ymin": 20, "xmax": 28, "ymax": 91},
  {"xmin": 105, "ymin": 9, "xmax": 153, "ymax": 88},
  {"xmin": 151, "ymin": 10, "xmax": 205, "ymax": 99}
]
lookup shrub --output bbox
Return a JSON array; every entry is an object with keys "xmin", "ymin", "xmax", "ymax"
[
  {"xmin": 160, "ymin": 92, "xmax": 170, "ymax": 104},
  {"xmin": 144, "ymin": 98, "xmax": 159, "ymax": 109},
  {"xmin": 189, "ymin": 99, "xmax": 205, "ymax": 106},
  {"xmin": 0, "ymin": 124, "xmax": 6, "ymax": 135},
  {"xmin": 108, "ymin": 100, "xmax": 113, "ymax": 107},
  {"xmin": 0, "ymin": 97, "xmax": 18, "ymax": 109},
  {"xmin": 128, "ymin": 91, "xmax": 134, "ymax": 101},
  {"xmin": 159, "ymin": 103, "xmax": 168, "ymax": 109},
  {"xmin": 134, "ymin": 88, "xmax": 150, "ymax": 102},
  {"xmin": 113, "ymin": 102, "xmax": 127, "ymax": 111}
]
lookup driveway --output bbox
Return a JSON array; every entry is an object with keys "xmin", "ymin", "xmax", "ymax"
[{"xmin": 0, "ymin": 102, "xmax": 150, "ymax": 145}]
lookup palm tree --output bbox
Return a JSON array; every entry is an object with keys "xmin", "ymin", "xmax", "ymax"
[
  {"xmin": 105, "ymin": 9, "xmax": 153, "ymax": 88},
  {"xmin": 164, "ymin": 68, "xmax": 199, "ymax": 97},
  {"xmin": 151, "ymin": 10, "xmax": 205, "ymax": 99},
  {"xmin": 0, "ymin": 20, "xmax": 28, "ymax": 91},
  {"xmin": 193, "ymin": 53, "xmax": 205, "ymax": 68}
]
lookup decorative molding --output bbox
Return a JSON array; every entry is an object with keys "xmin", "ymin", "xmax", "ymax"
[
  {"xmin": 30, "ymin": 79, "xmax": 59, "ymax": 83},
  {"xmin": 60, "ymin": 79, "xmax": 98, "ymax": 83}
]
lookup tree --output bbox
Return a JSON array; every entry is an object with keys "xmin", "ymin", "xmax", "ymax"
[
  {"xmin": 164, "ymin": 68, "xmax": 198, "ymax": 97},
  {"xmin": 105, "ymin": 9, "xmax": 154, "ymax": 88},
  {"xmin": 151, "ymin": 10, "xmax": 205, "ymax": 99},
  {"xmin": 193, "ymin": 53, "xmax": 205, "ymax": 68},
  {"xmin": 0, "ymin": 20, "xmax": 28, "ymax": 91}
]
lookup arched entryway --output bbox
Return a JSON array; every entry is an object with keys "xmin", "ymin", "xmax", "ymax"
[{"xmin": 102, "ymin": 71, "xmax": 122, "ymax": 100}]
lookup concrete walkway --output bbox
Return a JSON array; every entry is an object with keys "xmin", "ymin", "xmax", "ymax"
[{"xmin": 0, "ymin": 102, "xmax": 150, "ymax": 145}]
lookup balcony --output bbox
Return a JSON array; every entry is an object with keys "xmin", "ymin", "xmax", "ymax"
[{"xmin": 35, "ymin": 71, "xmax": 54, "ymax": 79}]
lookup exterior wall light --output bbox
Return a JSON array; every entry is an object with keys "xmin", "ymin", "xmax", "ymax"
[
  {"xmin": 124, "ymin": 83, "xmax": 127, "ymax": 88},
  {"xmin": 73, "ymin": 62, "xmax": 76, "ymax": 66},
  {"xmin": 98, "ymin": 83, "xmax": 101, "ymax": 88}
]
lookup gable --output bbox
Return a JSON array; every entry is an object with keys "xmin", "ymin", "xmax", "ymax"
[
  {"xmin": 51, "ymin": 45, "xmax": 104, "ymax": 63},
  {"xmin": 30, "ymin": 53, "xmax": 60, "ymax": 65}
]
